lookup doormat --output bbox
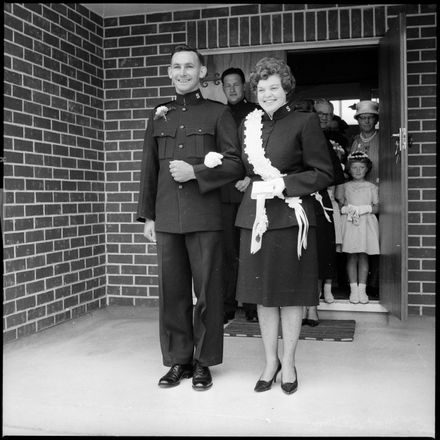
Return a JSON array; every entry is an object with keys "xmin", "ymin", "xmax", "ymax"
[{"xmin": 224, "ymin": 318, "xmax": 355, "ymax": 342}]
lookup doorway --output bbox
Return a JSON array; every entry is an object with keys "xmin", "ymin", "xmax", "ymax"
[
  {"xmin": 201, "ymin": 30, "xmax": 407, "ymax": 317},
  {"xmin": 287, "ymin": 46, "xmax": 380, "ymax": 304}
]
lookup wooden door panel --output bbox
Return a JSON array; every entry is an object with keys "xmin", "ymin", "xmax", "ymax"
[{"xmin": 378, "ymin": 13, "xmax": 408, "ymax": 319}]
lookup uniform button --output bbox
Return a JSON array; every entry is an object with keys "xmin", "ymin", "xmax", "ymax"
[
  {"xmin": 160, "ymin": 132, "xmax": 164, "ymax": 135},
  {"xmin": 182, "ymin": 107, "xmax": 187, "ymax": 111},
  {"xmin": 198, "ymin": 128, "xmax": 202, "ymax": 132},
  {"xmin": 180, "ymin": 125, "xmax": 185, "ymax": 129},
  {"xmin": 178, "ymin": 144, "xmax": 183, "ymax": 149},
  {"xmin": 178, "ymin": 185, "xmax": 183, "ymax": 189}
]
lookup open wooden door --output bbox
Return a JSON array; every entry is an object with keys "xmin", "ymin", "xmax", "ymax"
[{"xmin": 378, "ymin": 13, "xmax": 408, "ymax": 319}]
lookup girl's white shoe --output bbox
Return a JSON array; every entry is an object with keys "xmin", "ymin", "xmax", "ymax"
[
  {"xmin": 323, "ymin": 290, "xmax": 335, "ymax": 304},
  {"xmin": 349, "ymin": 283, "xmax": 360, "ymax": 304},
  {"xmin": 358, "ymin": 283, "xmax": 369, "ymax": 304}
]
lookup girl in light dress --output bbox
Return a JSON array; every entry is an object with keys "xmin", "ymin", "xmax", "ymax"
[{"xmin": 336, "ymin": 152, "xmax": 379, "ymax": 304}]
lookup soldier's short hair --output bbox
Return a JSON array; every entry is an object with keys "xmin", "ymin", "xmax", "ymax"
[
  {"xmin": 221, "ymin": 67, "xmax": 246, "ymax": 84},
  {"xmin": 171, "ymin": 44, "xmax": 204, "ymax": 66}
]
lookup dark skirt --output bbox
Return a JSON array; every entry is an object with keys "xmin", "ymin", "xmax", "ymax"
[{"xmin": 236, "ymin": 226, "xmax": 319, "ymax": 307}]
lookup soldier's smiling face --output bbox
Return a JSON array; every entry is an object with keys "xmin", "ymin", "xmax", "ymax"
[{"xmin": 168, "ymin": 51, "xmax": 207, "ymax": 95}]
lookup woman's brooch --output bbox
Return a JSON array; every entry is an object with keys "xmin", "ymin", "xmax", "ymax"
[{"xmin": 154, "ymin": 106, "xmax": 175, "ymax": 121}]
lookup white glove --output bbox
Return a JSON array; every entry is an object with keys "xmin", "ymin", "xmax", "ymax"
[
  {"xmin": 204, "ymin": 151, "xmax": 223, "ymax": 168},
  {"xmin": 269, "ymin": 177, "xmax": 285, "ymax": 198},
  {"xmin": 357, "ymin": 205, "xmax": 372, "ymax": 215}
]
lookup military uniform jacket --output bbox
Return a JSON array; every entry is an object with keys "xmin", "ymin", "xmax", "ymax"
[
  {"xmin": 235, "ymin": 104, "xmax": 334, "ymax": 230},
  {"xmin": 137, "ymin": 90, "xmax": 244, "ymax": 233},
  {"xmin": 221, "ymin": 98, "xmax": 258, "ymax": 204}
]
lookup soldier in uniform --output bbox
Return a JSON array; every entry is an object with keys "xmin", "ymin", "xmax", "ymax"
[
  {"xmin": 220, "ymin": 67, "xmax": 258, "ymax": 323},
  {"xmin": 137, "ymin": 45, "xmax": 244, "ymax": 391}
]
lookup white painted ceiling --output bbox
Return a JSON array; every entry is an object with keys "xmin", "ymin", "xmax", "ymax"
[{"xmin": 82, "ymin": 3, "xmax": 232, "ymax": 18}]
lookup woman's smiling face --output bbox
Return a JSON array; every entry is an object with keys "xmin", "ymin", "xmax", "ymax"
[{"xmin": 257, "ymin": 74, "xmax": 287, "ymax": 116}]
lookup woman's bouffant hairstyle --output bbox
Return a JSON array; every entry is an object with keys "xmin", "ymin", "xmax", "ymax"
[
  {"xmin": 346, "ymin": 151, "xmax": 373, "ymax": 175},
  {"xmin": 249, "ymin": 57, "xmax": 296, "ymax": 94}
]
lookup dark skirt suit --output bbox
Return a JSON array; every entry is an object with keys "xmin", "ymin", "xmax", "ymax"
[
  {"xmin": 137, "ymin": 90, "xmax": 245, "ymax": 367},
  {"xmin": 235, "ymin": 105, "xmax": 334, "ymax": 307}
]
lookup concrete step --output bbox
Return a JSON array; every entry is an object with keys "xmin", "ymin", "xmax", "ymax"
[{"xmin": 317, "ymin": 300, "xmax": 389, "ymax": 324}]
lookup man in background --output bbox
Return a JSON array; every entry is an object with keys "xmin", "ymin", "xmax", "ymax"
[{"xmin": 220, "ymin": 68, "xmax": 258, "ymax": 323}]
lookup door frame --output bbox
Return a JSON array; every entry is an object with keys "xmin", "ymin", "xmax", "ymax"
[{"xmin": 199, "ymin": 38, "xmax": 381, "ymax": 56}]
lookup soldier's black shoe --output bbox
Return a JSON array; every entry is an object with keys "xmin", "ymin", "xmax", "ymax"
[
  {"xmin": 192, "ymin": 363, "xmax": 212, "ymax": 391},
  {"xmin": 158, "ymin": 364, "xmax": 193, "ymax": 388}
]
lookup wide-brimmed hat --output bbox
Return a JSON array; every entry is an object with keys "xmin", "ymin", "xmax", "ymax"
[{"xmin": 354, "ymin": 100, "xmax": 379, "ymax": 119}]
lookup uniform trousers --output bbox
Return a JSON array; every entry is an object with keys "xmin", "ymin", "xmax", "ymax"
[{"xmin": 156, "ymin": 231, "xmax": 224, "ymax": 367}]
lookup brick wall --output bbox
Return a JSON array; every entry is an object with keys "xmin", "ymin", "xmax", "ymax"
[
  {"xmin": 3, "ymin": 3, "xmax": 106, "ymax": 342},
  {"xmin": 405, "ymin": 6, "xmax": 437, "ymax": 316},
  {"xmin": 3, "ymin": 3, "xmax": 436, "ymax": 342},
  {"xmin": 103, "ymin": 3, "xmax": 436, "ymax": 315}
]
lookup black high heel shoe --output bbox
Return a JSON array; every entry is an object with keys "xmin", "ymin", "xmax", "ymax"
[
  {"xmin": 281, "ymin": 366, "xmax": 298, "ymax": 395},
  {"xmin": 254, "ymin": 361, "xmax": 282, "ymax": 392}
]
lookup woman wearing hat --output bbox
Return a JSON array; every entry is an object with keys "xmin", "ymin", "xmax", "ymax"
[{"xmin": 350, "ymin": 100, "xmax": 379, "ymax": 185}]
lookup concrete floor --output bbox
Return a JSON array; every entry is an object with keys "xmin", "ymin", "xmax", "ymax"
[{"xmin": 2, "ymin": 305, "xmax": 435, "ymax": 437}]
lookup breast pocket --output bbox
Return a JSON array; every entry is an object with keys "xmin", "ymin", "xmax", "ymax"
[
  {"xmin": 185, "ymin": 126, "xmax": 216, "ymax": 157},
  {"xmin": 153, "ymin": 126, "xmax": 177, "ymax": 159}
]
